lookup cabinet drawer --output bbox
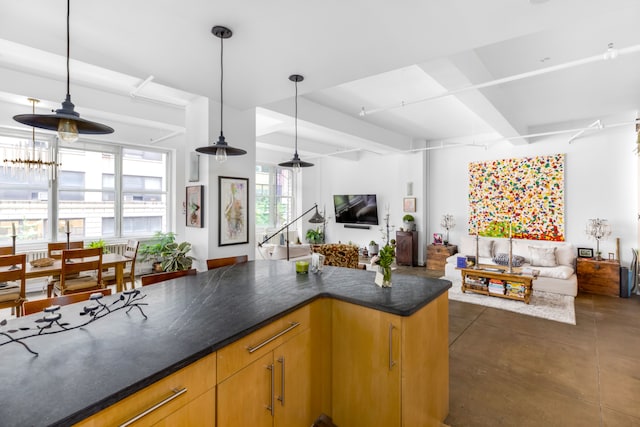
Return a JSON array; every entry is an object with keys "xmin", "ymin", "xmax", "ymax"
[
  {"xmin": 75, "ymin": 352, "xmax": 216, "ymax": 427},
  {"xmin": 217, "ymin": 304, "xmax": 310, "ymax": 383}
]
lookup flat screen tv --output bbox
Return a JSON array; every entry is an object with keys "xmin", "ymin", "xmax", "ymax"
[{"xmin": 333, "ymin": 194, "xmax": 379, "ymax": 225}]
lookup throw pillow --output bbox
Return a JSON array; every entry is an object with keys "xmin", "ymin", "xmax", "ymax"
[
  {"xmin": 529, "ymin": 246, "xmax": 557, "ymax": 267},
  {"xmin": 459, "ymin": 235, "xmax": 493, "ymax": 258},
  {"xmin": 492, "ymin": 253, "xmax": 525, "ymax": 267}
]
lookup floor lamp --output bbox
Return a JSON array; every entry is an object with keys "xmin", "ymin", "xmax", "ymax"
[{"xmin": 258, "ymin": 204, "xmax": 325, "ymax": 260}]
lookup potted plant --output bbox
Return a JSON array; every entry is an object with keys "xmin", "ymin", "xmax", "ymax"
[
  {"xmin": 87, "ymin": 239, "xmax": 109, "ymax": 254},
  {"xmin": 138, "ymin": 231, "xmax": 177, "ymax": 272},
  {"xmin": 306, "ymin": 228, "xmax": 324, "ymax": 244},
  {"xmin": 368, "ymin": 240, "xmax": 379, "ymax": 256},
  {"xmin": 402, "ymin": 214, "xmax": 416, "ymax": 231},
  {"xmin": 160, "ymin": 241, "xmax": 195, "ymax": 272}
]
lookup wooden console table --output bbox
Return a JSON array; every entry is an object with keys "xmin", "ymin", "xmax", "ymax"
[{"xmin": 460, "ymin": 267, "xmax": 535, "ymax": 304}]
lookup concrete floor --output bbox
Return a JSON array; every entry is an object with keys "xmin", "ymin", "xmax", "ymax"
[{"xmin": 395, "ymin": 265, "xmax": 640, "ymax": 427}]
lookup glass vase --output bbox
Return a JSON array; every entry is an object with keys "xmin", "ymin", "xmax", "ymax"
[{"xmin": 380, "ymin": 265, "xmax": 392, "ymax": 288}]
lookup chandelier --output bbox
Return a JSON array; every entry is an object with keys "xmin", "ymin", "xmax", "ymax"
[{"xmin": 3, "ymin": 98, "xmax": 61, "ymax": 180}]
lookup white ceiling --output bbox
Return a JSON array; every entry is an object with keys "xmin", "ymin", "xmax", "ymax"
[{"xmin": 1, "ymin": 0, "xmax": 639, "ymax": 158}]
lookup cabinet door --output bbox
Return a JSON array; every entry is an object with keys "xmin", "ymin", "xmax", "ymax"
[
  {"xmin": 331, "ymin": 301, "xmax": 401, "ymax": 427},
  {"xmin": 217, "ymin": 352, "xmax": 274, "ymax": 427},
  {"xmin": 274, "ymin": 328, "xmax": 312, "ymax": 427}
]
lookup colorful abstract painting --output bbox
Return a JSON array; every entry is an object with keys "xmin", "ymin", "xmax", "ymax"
[{"xmin": 468, "ymin": 154, "xmax": 565, "ymax": 241}]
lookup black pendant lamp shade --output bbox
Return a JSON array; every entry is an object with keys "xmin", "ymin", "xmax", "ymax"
[
  {"xmin": 196, "ymin": 25, "xmax": 247, "ymax": 162},
  {"xmin": 279, "ymin": 74, "xmax": 313, "ymax": 170},
  {"xmin": 13, "ymin": 0, "xmax": 113, "ymax": 142}
]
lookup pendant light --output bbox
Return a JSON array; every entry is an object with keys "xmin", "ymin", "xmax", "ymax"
[
  {"xmin": 3, "ymin": 98, "xmax": 61, "ymax": 180},
  {"xmin": 196, "ymin": 25, "xmax": 247, "ymax": 162},
  {"xmin": 13, "ymin": 0, "xmax": 114, "ymax": 142},
  {"xmin": 279, "ymin": 74, "xmax": 313, "ymax": 172}
]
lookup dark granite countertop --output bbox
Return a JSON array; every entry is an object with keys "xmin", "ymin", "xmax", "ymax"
[{"xmin": 0, "ymin": 260, "xmax": 450, "ymax": 427}]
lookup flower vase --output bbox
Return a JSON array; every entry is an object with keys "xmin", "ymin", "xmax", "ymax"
[{"xmin": 375, "ymin": 265, "xmax": 392, "ymax": 287}]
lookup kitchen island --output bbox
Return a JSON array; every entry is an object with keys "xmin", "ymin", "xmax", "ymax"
[{"xmin": 0, "ymin": 260, "xmax": 451, "ymax": 426}]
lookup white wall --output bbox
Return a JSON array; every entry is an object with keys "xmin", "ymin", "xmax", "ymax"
[
  {"xmin": 302, "ymin": 150, "xmax": 427, "ymax": 263},
  {"xmin": 427, "ymin": 116, "xmax": 638, "ymax": 266}
]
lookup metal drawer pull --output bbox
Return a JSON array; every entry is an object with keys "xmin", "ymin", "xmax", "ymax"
[
  {"xmin": 266, "ymin": 364, "xmax": 275, "ymax": 416},
  {"xmin": 277, "ymin": 356, "xmax": 285, "ymax": 406},
  {"xmin": 388, "ymin": 323, "xmax": 396, "ymax": 371},
  {"xmin": 119, "ymin": 387, "xmax": 187, "ymax": 427},
  {"xmin": 247, "ymin": 321, "xmax": 300, "ymax": 353}
]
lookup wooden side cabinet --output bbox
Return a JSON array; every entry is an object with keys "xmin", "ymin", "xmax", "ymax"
[
  {"xmin": 426, "ymin": 244, "xmax": 457, "ymax": 271},
  {"xmin": 577, "ymin": 258, "xmax": 620, "ymax": 297},
  {"xmin": 396, "ymin": 231, "xmax": 418, "ymax": 266}
]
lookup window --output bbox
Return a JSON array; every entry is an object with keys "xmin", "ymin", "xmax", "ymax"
[
  {"xmin": 0, "ymin": 132, "xmax": 170, "ymax": 243},
  {"xmin": 255, "ymin": 164, "xmax": 294, "ymax": 231}
]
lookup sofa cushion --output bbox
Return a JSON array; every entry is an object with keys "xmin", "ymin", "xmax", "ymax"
[
  {"xmin": 271, "ymin": 244, "xmax": 311, "ymax": 260},
  {"xmin": 529, "ymin": 246, "xmax": 557, "ymax": 267},
  {"xmin": 536, "ymin": 265, "xmax": 574, "ymax": 280},
  {"xmin": 458, "ymin": 235, "xmax": 493, "ymax": 258},
  {"xmin": 492, "ymin": 253, "xmax": 525, "ymax": 267}
]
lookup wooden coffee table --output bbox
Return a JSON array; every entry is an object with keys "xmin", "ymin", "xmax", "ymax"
[{"xmin": 459, "ymin": 266, "xmax": 535, "ymax": 304}]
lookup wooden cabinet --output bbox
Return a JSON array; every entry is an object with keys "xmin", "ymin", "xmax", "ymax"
[
  {"xmin": 74, "ymin": 352, "xmax": 216, "ymax": 427},
  {"xmin": 426, "ymin": 244, "xmax": 457, "ymax": 270},
  {"xmin": 331, "ymin": 297, "xmax": 449, "ymax": 427},
  {"xmin": 396, "ymin": 231, "xmax": 418, "ymax": 266},
  {"xmin": 216, "ymin": 302, "xmax": 328, "ymax": 427},
  {"xmin": 577, "ymin": 258, "xmax": 620, "ymax": 297},
  {"xmin": 332, "ymin": 300, "xmax": 401, "ymax": 426}
]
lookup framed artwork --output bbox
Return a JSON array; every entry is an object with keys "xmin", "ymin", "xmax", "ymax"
[
  {"xmin": 219, "ymin": 176, "xmax": 249, "ymax": 246},
  {"xmin": 577, "ymin": 247, "xmax": 594, "ymax": 258},
  {"xmin": 403, "ymin": 197, "xmax": 416, "ymax": 213},
  {"xmin": 186, "ymin": 185, "xmax": 203, "ymax": 228},
  {"xmin": 433, "ymin": 233, "xmax": 443, "ymax": 245}
]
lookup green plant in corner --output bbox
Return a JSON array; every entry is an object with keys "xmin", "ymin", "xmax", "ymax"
[
  {"xmin": 87, "ymin": 239, "xmax": 109, "ymax": 254},
  {"xmin": 402, "ymin": 214, "xmax": 414, "ymax": 222},
  {"xmin": 306, "ymin": 228, "xmax": 324, "ymax": 244},
  {"xmin": 160, "ymin": 241, "xmax": 195, "ymax": 272},
  {"xmin": 138, "ymin": 231, "xmax": 177, "ymax": 271}
]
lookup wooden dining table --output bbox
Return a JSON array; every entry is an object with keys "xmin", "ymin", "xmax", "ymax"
[{"xmin": 25, "ymin": 253, "xmax": 132, "ymax": 293}]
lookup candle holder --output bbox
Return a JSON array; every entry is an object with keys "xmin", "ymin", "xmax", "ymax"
[
  {"xmin": 65, "ymin": 231, "xmax": 74, "ymax": 263},
  {"xmin": 473, "ymin": 233, "xmax": 480, "ymax": 269},
  {"xmin": 8, "ymin": 235, "xmax": 18, "ymax": 270}
]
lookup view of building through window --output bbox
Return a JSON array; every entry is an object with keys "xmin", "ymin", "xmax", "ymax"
[{"xmin": 0, "ymin": 134, "xmax": 169, "ymax": 244}]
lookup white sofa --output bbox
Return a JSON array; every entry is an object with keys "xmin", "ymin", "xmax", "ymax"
[
  {"xmin": 444, "ymin": 236, "xmax": 578, "ymax": 297},
  {"xmin": 257, "ymin": 243, "xmax": 313, "ymax": 262}
]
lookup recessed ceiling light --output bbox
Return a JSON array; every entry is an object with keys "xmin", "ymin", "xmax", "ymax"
[
  {"xmin": 529, "ymin": 0, "xmax": 549, "ymax": 4},
  {"xmin": 540, "ymin": 57, "xmax": 551, "ymax": 63}
]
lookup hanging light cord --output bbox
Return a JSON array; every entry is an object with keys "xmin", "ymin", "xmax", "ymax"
[
  {"xmin": 294, "ymin": 79, "xmax": 298, "ymax": 155},
  {"xmin": 219, "ymin": 33, "xmax": 224, "ymax": 136},
  {"xmin": 65, "ymin": 0, "xmax": 71, "ymax": 97}
]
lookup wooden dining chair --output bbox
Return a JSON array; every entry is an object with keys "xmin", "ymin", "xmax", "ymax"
[
  {"xmin": 140, "ymin": 268, "xmax": 197, "ymax": 286},
  {"xmin": 47, "ymin": 241, "xmax": 85, "ymax": 297},
  {"xmin": 0, "ymin": 246, "xmax": 14, "ymax": 255},
  {"xmin": 22, "ymin": 288, "xmax": 112, "ymax": 316},
  {"xmin": 0, "ymin": 253, "xmax": 27, "ymax": 317},
  {"xmin": 52, "ymin": 247, "xmax": 105, "ymax": 297},
  {"xmin": 102, "ymin": 240, "xmax": 139, "ymax": 290},
  {"xmin": 206, "ymin": 255, "xmax": 248, "ymax": 270}
]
